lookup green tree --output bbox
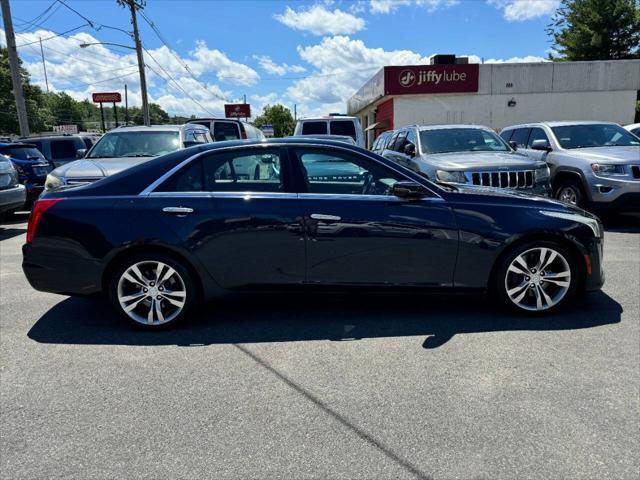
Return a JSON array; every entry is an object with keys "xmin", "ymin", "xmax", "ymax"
[
  {"xmin": 254, "ymin": 104, "xmax": 295, "ymax": 137},
  {"xmin": 547, "ymin": 0, "xmax": 640, "ymax": 60},
  {"xmin": 0, "ymin": 47, "xmax": 50, "ymax": 134}
]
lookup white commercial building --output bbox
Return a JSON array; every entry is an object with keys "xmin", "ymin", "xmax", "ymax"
[{"xmin": 347, "ymin": 58, "xmax": 640, "ymax": 148}]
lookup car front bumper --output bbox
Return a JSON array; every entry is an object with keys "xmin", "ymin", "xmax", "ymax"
[
  {"xmin": 587, "ymin": 175, "xmax": 640, "ymax": 211},
  {"xmin": 0, "ymin": 184, "xmax": 26, "ymax": 213}
]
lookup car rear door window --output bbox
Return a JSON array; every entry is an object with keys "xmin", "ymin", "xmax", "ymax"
[
  {"xmin": 301, "ymin": 122, "xmax": 328, "ymax": 135},
  {"xmin": 510, "ymin": 128, "xmax": 531, "ymax": 148},
  {"xmin": 213, "ymin": 122, "xmax": 240, "ymax": 141},
  {"xmin": 527, "ymin": 128, "xmax": 549, "ymax": 148},
  {"xmin": 157, "ymin": 148, "xmax": 283, "ymax": 193},
  {"xmin": 329, "ymin": 120, "xmax": 356, "ymax": 140},
  {"xmin": 50, "ymin": 140, "xmax": 77, "ymax": 159},
  {"xmin": 500, "ymin": 130, "xmax": 513, "ymax": 142}
]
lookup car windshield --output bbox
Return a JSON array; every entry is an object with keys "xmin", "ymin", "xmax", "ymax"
[
  {"xmin": 88, "ymin": 131, "xmax": 181, "ymax": 158},
  {"xmin": 0, "ymin": 146, "xmax": 45, "ymax": 160},
  {"xmin": 551, "ymin": 124, "xmax": 640, "ymax": 149},
  {"xmin": 419, "ymin": 128, "xmax": 510, "ymax": 154}
]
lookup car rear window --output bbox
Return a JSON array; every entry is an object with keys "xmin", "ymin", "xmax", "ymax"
[
  {"xmin": 50, "ymin": 140, "xmax": 78, "ymax": 159},
  {"xmin": 301, "ymin": 122, "xmax": 328, "ymax": 135},
  {"xmin": 213, "ymin": 122, "xmax": 240, "ymax": 141},
  {"xmin": 0, "ymin": 146, "xmax": 45, "ymax": 160},
  {"xmin": 329, "ymin": 120, "xmax": 356, "ymax": 140}
]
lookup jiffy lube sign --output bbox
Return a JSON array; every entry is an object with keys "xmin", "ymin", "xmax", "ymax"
[{"xmin": 384, "ymin": 64, "xmax": 479, "ymax": 95}]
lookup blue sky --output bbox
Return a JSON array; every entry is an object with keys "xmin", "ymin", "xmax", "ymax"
[{"xmin": 2, "ymin": 0, "xmax": 559, "ymax": 118}]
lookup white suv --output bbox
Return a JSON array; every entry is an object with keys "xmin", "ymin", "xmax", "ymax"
[{"xmin": 294, "ymin": 115, "xmax": 365, "ymax": 148}]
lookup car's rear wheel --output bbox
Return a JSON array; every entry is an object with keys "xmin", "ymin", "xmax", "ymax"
[
  {"xmin": 554, "ymin": 178, "xmax": 585, "ymax": 208},
  {"xmin": 494, "ymin": 241, "xmax": 579, "ymax": 314},
  {"xmin": 108, "ymin": 254, "xmax": 196, "ymax": 329}
]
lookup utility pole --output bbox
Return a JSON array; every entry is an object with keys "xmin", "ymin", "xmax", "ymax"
[
  {"xmin": 1, "ymin": 0, "xmax": 30, "ymax": 136},
  {"xmin": 124, "ymin": 84, "xmax": 129, "ymax": 125},
  {"xmin": 39, "ymin": 37, "xmax": 49, "ymax": 92},
  {"xmin": 127, "ymin": 0, "xmax": 150, "ymax": 126}
]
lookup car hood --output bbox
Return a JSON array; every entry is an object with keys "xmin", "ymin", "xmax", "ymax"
[
  {"xmin": 420, "ymin": 151, "xmax": 544, "ymax": 170},
  {"xmin": 52, "ymin": 156, "xmax": 154, "ymax": 179},
  {"xmin": 563, "ymin": 146, "xmax": 640, "ymax": 163}
]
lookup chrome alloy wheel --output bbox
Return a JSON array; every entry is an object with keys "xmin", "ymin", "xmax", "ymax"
[
  {"xmin": 117, "ymin": 261, "xmax": 187, "ymax": 325},
  {"xmin": 557, "ymin": 186, "xmax": 578, "ymax": 205},
  {"xmin": 504, "ymin": 247, "xmax": 571, "ymax": 312}
]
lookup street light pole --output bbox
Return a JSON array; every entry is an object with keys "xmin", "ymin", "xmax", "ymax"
[
  {"xmin": 127, "ymin": 1, "xmax": 150, "ymax": 126},
  {"xmin": 1, "ymin": 0, "xmax": 30, "ymax": 136}
]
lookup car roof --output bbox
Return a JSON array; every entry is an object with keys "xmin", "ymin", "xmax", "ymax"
[
  {"xmin": 297, "ymin": 116, "xmax": 358, "ymax": 121},
  {"xmin": 109, "ymin": 124, "xmax": 205, "ymax": 133},
  {"xmin": 415, "ymin": 124, "xmax": 493, "ymax": 131},
  {"xmin": 187, "ymin": 118, "xmax": 243, "ymax": 123},
  {"xmin": 503, "ymin": 120, "xmax": 619, "ymax": 129}
]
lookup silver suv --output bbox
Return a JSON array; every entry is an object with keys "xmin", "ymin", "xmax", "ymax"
[
  {"xmin": 500, "ymin": 121, "xmax": 640, "ymax": 212},
  {"xmin": 382, "ymin": 125, "xmax": 550, "ymax": 195},
  {"xmin": 45, "ymin": 124, "xmax": 212, "ymax": 191}
]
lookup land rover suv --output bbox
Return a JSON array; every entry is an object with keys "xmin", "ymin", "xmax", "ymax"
[
  {"xmin": 501, "ymin": 121, "xmax": 640, "ymax": 211},
  {"xmin": 382, "ymin": 124, "xmax": 551, "ymax": 195}
]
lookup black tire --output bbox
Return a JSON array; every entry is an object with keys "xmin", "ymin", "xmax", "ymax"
[
  {"xmin": 492, "ymin": 240, "xmax": 580, "ymax": 315},
  {"xmin": 554, "ymin": 177, "xmax": 586, "ymax": 208},
  {"xmin": 108, "ymin": 253, "xmax": 197, "ymax": 330}
]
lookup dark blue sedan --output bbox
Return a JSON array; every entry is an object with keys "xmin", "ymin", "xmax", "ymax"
[
  {"xmin": 22, "ymin": 139, "xmax": 604, "ymax": 329},
  {"xmin": 0, "ymin": 143, "xmax": 52, "ymax": 207}
]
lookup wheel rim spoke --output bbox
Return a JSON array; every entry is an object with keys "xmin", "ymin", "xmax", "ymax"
[
  {"xmin": 117, "ymin": 260, "xmax": 186, "ymax": 326},
  {"xmin": 504, "ymin": 247, "xmax": 571, "ymax": 312}
]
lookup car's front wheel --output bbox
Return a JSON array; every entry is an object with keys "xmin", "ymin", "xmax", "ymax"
[
  {"xmin": 554, "ymin": 178, "xmax": 585, "ymax": 208},
  {"xmin": 108, "ymin": 254, "xmax": 196, "ymax": 329},
  {"xmin": 494, "ymin": 241, "xmax": 579, "ymax": 314}
]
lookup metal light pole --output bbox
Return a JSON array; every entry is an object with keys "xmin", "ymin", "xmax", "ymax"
[{"xmin": 1, "ymin": 0, "xmax": 30, "ymax": 136}]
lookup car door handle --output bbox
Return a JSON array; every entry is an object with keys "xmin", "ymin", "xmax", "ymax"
[
  {"xmin": 162, "ymin": 206, "xmax": 194, "ymax": 214},
  {"xmin": 310, "ymin": 213, "xmax": 341, "ymax": 221}
]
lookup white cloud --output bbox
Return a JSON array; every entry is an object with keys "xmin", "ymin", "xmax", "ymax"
[
  {"xmin": 370, "ymin": 0, "xmax": 458, "ymax": 14},
  {"xmin": 4, "ymin": 28, "xmax": 257, "ymax": 116},
  {"xmin": 274, "ymin": 5, "xmax": 365, "ymax": 35},
  {"xmin": 287, "ymin": 35, "xmax": 429, "ymax": 109},
  {"xmin": 489, "ymin": 0, "xmax": 559, "ymax": 22},
  {"xmin": 466, "ymin": 54, "xmax": 549, "ymax": 63},
  {"xmin": 253, "ymin": 55, "xmax": 306, "ymax": 76}
]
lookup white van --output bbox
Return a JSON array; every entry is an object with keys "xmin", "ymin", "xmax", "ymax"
[
  {"xmin": 187, "ymin": 118, "xmax": 265, "ymax": 142},
  {"xmin": 293, "ymin": 115, "xmax": 365, "ymax": 148}
]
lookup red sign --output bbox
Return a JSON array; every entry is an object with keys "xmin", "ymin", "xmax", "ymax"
[
  {"xmin": 225, "ymin": 103, "xmax": 251, "ymax": 118},
  {"xmin": 92, "ymin": 92, "xmax": 122, "ymax": 103},
  {"xmin": 384, "ymin": 64, "xmax": 479, "ymax": 95}
]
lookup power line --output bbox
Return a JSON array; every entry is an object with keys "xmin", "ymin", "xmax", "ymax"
[
  {"xmin": 138, "ymin": 10, "xmax": 227, "ymax": 102},
  {"xmin": 143, "ymin": 52, "xmax": 216, "ymax": 116},
  {"xmin": 15, "ymin": 24, "xmax": 87, "ymax": 48},
  {"xmin": 14, "ymin": 1, "xmax": 61, "ymax": 32},
  {"xmin": 55, "ymin": 0, "xmax": 95, "ymax": 29}
]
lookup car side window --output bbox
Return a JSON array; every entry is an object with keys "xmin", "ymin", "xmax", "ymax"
[
  {"xmin": 392, "ymin": 131, "xmax": 408, "ymax": 152},
  {"xmin": 157, "ymin": 148, "xmax": 283, "ymax": 193},
  {"xmin": 499, "ymin": 130, "xmax": 513, "ymax": 142},
  {"xmin": 510, "ymin": 128, "xmax": 531, "ymax": 148},
  {"xmin": 51, "ymin": 140, "xmax": 77, "ymax": 159},
  {"xmin": 213, "ymin": 122, "xmax": 240, "ymax": 141},
  {"xmin": 406, "ymin": 129, "xmax": 418, "ymax": 150},
  {"xmin": 294, "ymin": 148, "xmax": 404, "ymax": 196},
  {"xmin": 527, "ymin": 128, "xmax": 549, "ymax": 148}
]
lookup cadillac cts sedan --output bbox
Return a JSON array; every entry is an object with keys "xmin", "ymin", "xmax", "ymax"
[{"xmin": 23, "ymin": 139, "xmax": 604, "ymax": 329}]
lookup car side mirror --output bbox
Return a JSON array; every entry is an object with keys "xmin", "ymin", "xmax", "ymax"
[
  {"xmin": 404, "ymin": 143, "xmax": 416, "ymax": 157},
  {"xmin": 531, "ymin": 139, "xmax": 552, "ymax": 151},
  {"xmin": 76, "ymin": 149, "xmax": 87, "ymax": 159},
  {"xmin": 392, "ymin": 181, "xmax": 427, "ymax": 199},
  {"xmin": 508, "ymin": 141, "xmax": 518, "ymax": 151}
]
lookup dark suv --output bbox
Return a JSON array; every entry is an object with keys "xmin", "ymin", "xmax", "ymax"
[
  {"xmin": 20, "ymin": 134, "xmax": 87, "ymax": 168},
  {"xmin": 0, "ymin": 143, "xmax": 52, "ymax": 206}
]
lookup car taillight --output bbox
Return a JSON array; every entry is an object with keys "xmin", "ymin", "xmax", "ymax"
[{"xmin": 26, "ymin": 198, "xmax": 63, "ymax": 244}]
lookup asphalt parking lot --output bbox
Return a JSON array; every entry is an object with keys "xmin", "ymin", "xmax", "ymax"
[{"xmin": 1, "ymin": 212, "xmax": 639, "ymax": 480}]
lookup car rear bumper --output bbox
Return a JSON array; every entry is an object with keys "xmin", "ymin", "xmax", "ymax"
[
  {"xmin": 22, "ymin": 243, "xmax": 103, "ymax": 296},
  {"xmin": 0, "ymin": 184, "xmax": 26, "ymax": 213}
]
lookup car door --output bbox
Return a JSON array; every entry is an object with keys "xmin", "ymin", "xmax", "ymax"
[
  {"xmin": 289, "ymin": 145, "xmax": 459, "ymax": 286},
  {"xmin": 146, "ymin": 145, "xmax": 305, "ymax": 289},
  {"xmin": 521, "ymin": 127, "xmax": 551, "ymax": 162}
]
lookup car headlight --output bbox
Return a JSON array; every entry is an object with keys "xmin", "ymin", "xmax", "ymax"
[
  {"xmin": 540, "ymin": 210, "xmax": 602, "ymax": 238},
  {"xmin": 44, "ymin": 174, "xmax": 65, "ymax": 191},
  {"xmin": 436, "ymin": 170, "xmax": 467, "ymax": 183},
  {"xmin": 534, "ymin": 166, "xmax": 550, "ymax": 182},
  {"xmin": 591, "ymin": 163, "xmax": 624, "ymax": 176}
]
